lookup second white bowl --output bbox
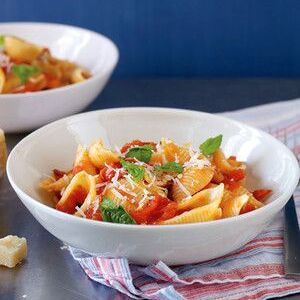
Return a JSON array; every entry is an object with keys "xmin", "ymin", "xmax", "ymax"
[{"xmin": 0, "ymin": 22, "xmax": 119, "ymax": 132}]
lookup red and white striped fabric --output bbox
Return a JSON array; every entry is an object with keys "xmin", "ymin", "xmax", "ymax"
[{"xmin": 69, "ymin": 99, "xmax": 300, "ymax": 300}]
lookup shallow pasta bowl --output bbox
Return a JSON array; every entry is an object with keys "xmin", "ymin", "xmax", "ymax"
[
  {"xmin": 7, "ymin": 107, "xmax": 299, "ymax": 265},
  {"xmin": 0, "ymin": 22, "xmax": 119, "ymax": 133}
]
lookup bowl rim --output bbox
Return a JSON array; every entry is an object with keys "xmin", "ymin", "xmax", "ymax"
[
  {"xmin": 7, "ymin": 107, "xmax": 300, "ymax": 231},
  {"xmin": 0, "ymin": 22, "xmax": 119, "ymax": 98}
]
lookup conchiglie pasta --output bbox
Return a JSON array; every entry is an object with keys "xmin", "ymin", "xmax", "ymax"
[
  {"xmin": 161, "ymin": 140, "xmax": 190, "ymax": 164},
  {"xmin": 70, "ymin": 67, "xmax": 90, "ymax": 83},
  {"xmin": 232, "ymin": 186, "xmax": 264, "ymax": 210},
  {"xmin": 213, "ymin": 149, "xmax": 236, "ymax": 174},
  {"xmin": 160, "ymin": 194, "xmax": 222, "ymax": 225},
  {"xmin": 73, "ymin": 145, "xmax": 97, "ymax": 175},
  {"xmin": 56, "ymin": 171, "xmax": 96, "ymax": 215},
  {"xmin": 171, "ymin": 166, "xmax": 214, "ymax": 202},
  {"xmin": 222, "ymin": 194, "xmax": 249, "ymax": 218},
  {"xmin": 39, "ymin": 173, "xmax": 72, "ymax": 193},
  {"xmin": 5, "ymin": 36, "xmax": 44, "ymax": 63},
  {"xmin": 0, "ymin": 68, "xmax": 5, "ymax": 93},
  {"xmin": 149, "ymin": 152, "xmax": 163, "ymax": 165},
  {"xmin": 178, "ymin": 183, "xmax": 224, "ymax": 211},
  {"xmin": 89, "ymin": 140, "xmax": 119, "ymax": 168}
]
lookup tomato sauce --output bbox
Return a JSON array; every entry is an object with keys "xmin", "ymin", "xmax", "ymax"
[{"xmin": 56, "ymin": 186, "xmax": 87, "ymax": 214}]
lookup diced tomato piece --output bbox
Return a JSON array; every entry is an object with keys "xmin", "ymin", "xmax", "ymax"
[
  {"xmin": 226, "ymin": 169, "xmax": 245, "ymax": 182},
  {"xmin": 120, "ymin": 140, "xmax": 156, "ymax": 154},
  {"xmin": 228, "ymin": 156, "xmax": 237, "ymax": 161},
  {"xmin": 131, "ymin": 194, "xmax": 172, "ymax": 224},
  {"xmin": 85, "ymin": 207, "xmax": 102, "ymax": 221},
  {"xmin": 45, "ymin": 74, "xmax": 61, "ymax": 89},
  {"xmin": 155, "ymin": 202, "xmax": 178, "ymax": 223},
  {"xmin": 56, "ymin": 186, "xmax": 87, "ymax": 214},
  {"xmin": 53, "ymin": 169, "xmax": 67, "ymax": 180},
  {"xmin": 226, "ymin": 181, "xmax": 241, "ymax": 191},
  {"xmin": 252, "ymin": 189, "xmax": 272, "ymax": 202},
  {"xmin": 241, "ymin": 202, "xmax": 255, "ymax": 214}
]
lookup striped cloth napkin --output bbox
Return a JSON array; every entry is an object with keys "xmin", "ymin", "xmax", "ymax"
[{"xmin": 69, "ymin": 99, "xmax": 300, "ymax": 300}]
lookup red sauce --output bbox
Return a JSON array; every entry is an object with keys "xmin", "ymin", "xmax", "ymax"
[
  {"xmin": 130, "ymin": 194, "xmax": 177, "ymax": 224},
  {"xmin": 56, "ymin": 186, "xmax": 87, "ymax": 214},
  {"xmin": 252, "ymin": 189, "xmax": 272, "ymax": 202},
  {"xmin": 85, "ymin": 207, "xmax": 102, "ymax": 221},
  {"xmin": 53, "ymin": 169, "xmax": 67, "ymax": 180}
]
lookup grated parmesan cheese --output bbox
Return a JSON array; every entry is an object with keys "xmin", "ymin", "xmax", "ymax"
[
  {"xmin": 124, "ymin": 174, "xmax": 136, "ymax": 189},
  {"xmin": 173, "ymin": 178, "xmax": 191, "ymax": 198},
  {"xmin": 62, "ymin": 175, "xmax": 69, "ymax": 184},
  {"xmin": 137, "ymin": 189, "xmax": 150, "ymax": 209},
  {"xmin": 95, "ymin": 182, "xmax": 107, "ymax": 189},
  {"xmin": 75, "ymin": 206, "xmax": 86, "ymax": 218},
  {"xmin": 93, "ymin": 196, "xmax": 100, "ymax": 215},
  {"xmin": 111, "ymin": 188, "xmax": 127, "ymax": 201},
  {"xmin": 118, "ymin": 184, "xmax": 137, "ymax": 197}
]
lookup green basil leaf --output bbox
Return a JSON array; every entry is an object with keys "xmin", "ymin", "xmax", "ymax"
[
  {"xmin": 125, "ymin": 145, "xmax": 152, "ymax": 163},
  {"xmin": 0, "ymin": 35, "xmax": 4, "ymax": 47},
  {"xmin": 100, "ymin": 197, "xmax": 136, "ymax": 224},
  {"xmin": 121, "ymin": 159, "xmax": 145, "ymax": 182},
  {"xmin": 154, "ymin": 162, "xmax": 183, "ymax": 174},
  {"xmin": 199, "ymin": 134, "xmax": 223, "ymax": 156},
  {"xmin": 12, "ymin": 64, "xmax": 40, "ymax": 84},
  {"xmin": 101, "ymin": 197, "xmax": 118, "ymax": 210}
]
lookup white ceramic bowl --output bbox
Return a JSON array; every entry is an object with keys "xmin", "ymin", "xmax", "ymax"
[
  {"xmin": 0, "ymin": 22, "xmax": 119, "ymax": 133},
  {"xmin": 7, "ymin": 108, "xmax": 299, "ymax": 266}
]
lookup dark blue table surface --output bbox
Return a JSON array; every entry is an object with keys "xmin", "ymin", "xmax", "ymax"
[{"xmin": 1, "ymin": 79, "xmax": 300, "ymax": 300}]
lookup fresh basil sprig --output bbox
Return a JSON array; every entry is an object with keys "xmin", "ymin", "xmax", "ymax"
[
  {"xmin": 125, "ymin": 145, "xmax": 152, "ymax": 163},
  {"xmin": 100, "ymin": 197, "xmax": 136, "ymax": 224},
  {"xmin": 199, "ymin": 134, "xmax": 223, "ymax": 156},
  {"xmin": 121, "ymin": 159, "xmax": 145, "ymax": 182},
  {"xmin": 154, "ymin": 162, "xmax": 183, "ymax": 174},
  {"xmin": 12, "ymin": 64, "xmax": 40, "ymax": 84}
]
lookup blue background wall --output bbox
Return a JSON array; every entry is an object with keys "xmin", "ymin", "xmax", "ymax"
[{"xmin": 1, "ymin": 0, "xmax": 300, "ymax": 77}]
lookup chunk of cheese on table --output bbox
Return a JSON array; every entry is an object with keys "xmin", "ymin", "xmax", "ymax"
[{"xmin": 0, "ymin": 235, "xmax": 27, "ymax": 268}]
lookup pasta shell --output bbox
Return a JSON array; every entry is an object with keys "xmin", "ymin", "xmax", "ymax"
[
  {"xmin": 233, "ymin": 186, "xmax": 264, "ymax": 209},
  {"xmin": 88, "ymin": 140, "xmax": 119, "ymax": 168},
  {"xmin": 149, "ymin": 152, "xmax": 163, "ymax": 165},
  {"xmin": 55, "ymin": 171, "xmax": 95, "ymax": 214},
  {"xmin": 213, "ymin": 149, "xmax": 235, "ymax": 174},
  {"xmin": 160, "ymin": 192, "xmax": 222, "ymax": 225},
  {"xmin": 162, "ymin": 141, "xmax": 190, "ymax": 164},
  {"xmin": 70, "ymin": 68, "xmax": 90, "ymax": 83},
  {"xmin": 178, "ymin": 183, "xmax": 224, "ymax": 210},
  {"xmin": 0, "ymin": 68, "xmax": 5, "ymax": 93},
  {"xmin": 39, "ymin": 174, "xmax": 72, "ymax": 193},
  {"xmin": 171, "ymin": 166, "xmax": 214, "ymax": 202},
  {"xmin": 5, "ymin": 36, "xmax": 44, "ymax": 63},
  {"xmin": 222, "ymin": 194, "xmax": 249, "ymax": 218},
  {"xmin": 74, "ymin": 145, "xmax": 97, "ymax": 175}
]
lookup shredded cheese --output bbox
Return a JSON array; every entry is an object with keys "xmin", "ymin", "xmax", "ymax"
[
  {"xmin": 93, "ymin": 196, "xmax": 100, "ymax": 215},
  {"xmin": 173, "ymin": 178, "xmax": 191, "ymax": 198},
  {"xmin": 75, "ymin": 206, "xmax": 86, "ymax": 218},
  {"xmin": 111, "ymin": 188, "xmax": 127, "ymax": 201},
  {"xmin": 95, "ymin": 182, "xmax": 107, "ymax": 189},
  {"xmin": 62, "ymin": 175, "xmax": 69, "ymax": 184},
  {"xmin": 137, "ymin": 189, "xmax": 150, "ymax": 209},
  {"xmin": 124, "ymin": 174, "xmax": 136, "ymax": 189}
]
